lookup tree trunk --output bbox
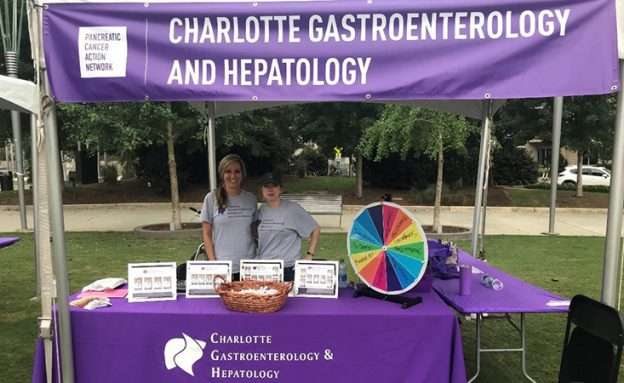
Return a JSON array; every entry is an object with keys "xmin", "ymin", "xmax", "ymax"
[
  {"xmin": 96, "ymin": 144, "xmax": 102, "ymax": 183},
  {"xmin": 576, "ymin": 151, "xmax": 583, "ymax": 197},
  {"xmin": 74, "ymin": 141, "xmax": 82, "ymax": 185},
  {"xmin": 348, "ymin": 155, "xmax": 352, "ymax": 177},
  {"xmin": 167, "ymin": 121, "xmax": 182, "ymax": 230},
  {"xmin": 356, "ymin": 153, "xmax": 363, "ymax": 199},
  {"xmin": 433, "ymin": 141, "xmax": 444, "ymax": 234}
]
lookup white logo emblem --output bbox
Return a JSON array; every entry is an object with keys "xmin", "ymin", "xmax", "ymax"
[{"xmin": 164, "ymin": 333, "xmax": 207, "ymax": 376}]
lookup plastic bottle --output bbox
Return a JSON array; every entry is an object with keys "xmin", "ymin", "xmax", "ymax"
[
  {"xmin": 480, "ymin": 275, "xmax": 504, "ymax": 291},
  {"xmin": 338, "ymin": 261, "xmax": 349, "ymax": 289}
]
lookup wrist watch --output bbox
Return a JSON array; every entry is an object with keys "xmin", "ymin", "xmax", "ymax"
[{"xmin": 306, "ymin": 251, "xmax": 314, "ymax": 256}]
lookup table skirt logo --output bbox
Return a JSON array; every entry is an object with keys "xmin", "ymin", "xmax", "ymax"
[
  {"xmin": 78, "ymin": 26, "xmax": 128, "ymax": 78},
  {"xmin": 164, "ymin": 333, "xmax": 207, "ymax": 376}
]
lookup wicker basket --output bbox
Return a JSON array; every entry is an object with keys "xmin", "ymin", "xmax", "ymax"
[{"xmin": 214, "ymin": 277, "xmax": 292, "ymax": 313}]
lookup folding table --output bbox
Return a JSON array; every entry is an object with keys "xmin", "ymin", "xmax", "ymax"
[{"xmin": 433, "ymin": 247, "xmax": 569, "ymax": 382}]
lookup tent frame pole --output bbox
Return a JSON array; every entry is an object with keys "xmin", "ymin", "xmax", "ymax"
[
  {"xmin": 602, "ymin": 60, "xmax": 624, "ymax": 307},
  {"xmin": 32, "ymin": 0, "xmax": 76, "ymax": 379},
  {"xmin": 31, "ymin": 114, "xmax": 40, "ymax": 297},
  {"xmin": 207, "ymin": 102, "xmax": 217, "ymax": 192},
  {"xmin": 44, "ymin": 99, "xmax": 76, "ymax": 383},
  {"xmin": 547, "ymin": 97, "xmax": 563, "ymax": 235},
  {"xmin": 478, "ymin": 132, "xmax": 492, "ymax": 258},
  {"xmin": 471, "ymin": 100, "xmax": 493, "ymax": 257}
]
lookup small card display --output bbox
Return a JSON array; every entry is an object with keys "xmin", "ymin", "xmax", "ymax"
[
  {"xmin": 240, "ymin": 260, "xmax": 284, "ymax": 282},
  {"xmin": 128, "ymin": 262, "xmax": 177, "ymax": 303},
  {"xmin": 186, "ymin": 261, "xmax": 232, "ymax": 298},
  {"xmin": 294, "ymin": 260, "xmax": 338, "ymax": 298}
]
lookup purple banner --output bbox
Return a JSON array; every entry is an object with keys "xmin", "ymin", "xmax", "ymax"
[{"xmin": 43, "ymin": 0, "xmax": 620, "ymax": 102}]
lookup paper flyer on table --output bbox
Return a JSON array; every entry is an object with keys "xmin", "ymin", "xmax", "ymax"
[
  {"xmin": 294, "ymin": 260, "xmax": 338, "ymax": 299},
  {"xmin": 240, "ymin": 259, "xmax": 284, "ymax": 282},
  {"xmin": 186, "ymin": 261, "xmax": 232, "ymax": 298},
  {"xmin": 127, "ymin": 262, "xmax": 177, "ymax": 303}
]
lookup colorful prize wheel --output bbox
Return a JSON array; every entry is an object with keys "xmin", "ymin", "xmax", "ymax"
[{"xmin": 347, "ymin": 202, "xmax": 428, "ymax": 295}]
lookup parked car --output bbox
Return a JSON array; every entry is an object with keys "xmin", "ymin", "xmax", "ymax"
[{"xmin": 557, "ymin": 165, "xmax": 611, "ymax": 187}]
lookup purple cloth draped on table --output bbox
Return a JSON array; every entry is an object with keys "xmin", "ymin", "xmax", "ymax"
[
  {"xmin": 32, "ymin": 289, "xmax": 466, "ymax": 383},
  {"xmin": 430, "ymin": 241, "xmax": 568, "ymax": 314},
  {"xmin": 0, "ymin": 236, "xmax": 19, "ymax": 249},
  {"xmin": 32, "ymin": 340, "xmax": 47, "ymax": 383}
]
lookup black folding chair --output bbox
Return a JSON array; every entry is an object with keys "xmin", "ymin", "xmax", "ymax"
[{"xmin": 558, "ymin": 295, "xmax": 624, "ymax": 383}]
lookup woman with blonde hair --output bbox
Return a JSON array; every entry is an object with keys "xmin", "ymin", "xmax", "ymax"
[{"xmin": 200, "ymin": 154, "xmax": 257, "ymax": 281}]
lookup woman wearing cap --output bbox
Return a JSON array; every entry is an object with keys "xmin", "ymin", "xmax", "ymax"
[
  {"xmin": 257, "ymin": 172, "xmax": 321, "ymax": 282},
  {"xmin": 201, "ymin": 154, "xmax": 257, "ymax": 281}
]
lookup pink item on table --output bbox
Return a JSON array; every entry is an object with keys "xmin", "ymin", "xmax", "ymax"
[{"xmin": 78, "ymin": 289, "xmax": 128, "ymax": 299}]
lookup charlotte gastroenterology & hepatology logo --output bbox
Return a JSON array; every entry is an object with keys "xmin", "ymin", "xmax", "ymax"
[
  {"xmin": 164, "ymin": 333, "xmax": 207, "ymax": 376},
  {"xmin": 164, "ymin": 331, "xmax": 332, "ymax": 380}
]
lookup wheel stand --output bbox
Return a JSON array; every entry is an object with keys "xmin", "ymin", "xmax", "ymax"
[{"xmin": 353, "ymin": 285, "xmax": 422, "ymax": 309}]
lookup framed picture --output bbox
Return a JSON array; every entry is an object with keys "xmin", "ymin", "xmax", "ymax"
[
  {"xmin": 128, "ymin": 262, "xmax": 177, "ymax": 303},
  {"xmin": 240, "ymin": 259, "xmax": 284, "ymax": 282},
  {"xmin": 294, "ymin": 260, "xmax": 338, "ymax": 298},
  {"xmin": 186, "ymin": 261, "xmax": 232, "ymax": 298}
]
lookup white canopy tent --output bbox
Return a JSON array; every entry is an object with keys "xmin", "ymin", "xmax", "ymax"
[
  {"xmin": 0, "ymin": 72, "xmax": 55, "ymax": 383},
  {"xmin": 0, "ymin": 75, "xmax": 39, "ymax": 113},
  {"xmin": 24, "ymin": 1, "xmax": 624, "ymax": 382}
]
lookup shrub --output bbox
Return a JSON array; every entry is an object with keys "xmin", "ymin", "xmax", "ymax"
[
  {"xmin": 525, "ymin": 183, "xmax": 609, "ymax": 193},
  {"xmin": 299, "ymin": 147, "xmax": 328, "ymax": 176},
  {"xmin": 492, "ymin": 147, "xmax": 539, "ymax": 185},
  {"xmin": 363, "ymin": 149, "xmax": 476, "ymax": 190},
  {"xmin": 363, "ymin": 153, "xmax": 431, "ymax": 189},
  {"xmin": 101, "ymin": 165, "xmax": 118, "ymax": 184}
]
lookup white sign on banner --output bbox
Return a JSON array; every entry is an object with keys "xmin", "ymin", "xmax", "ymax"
[
  {"xmin": 294, "ymin": 260, "xmax": 338, "ymax": 298},
  {"xmin": 185, "ymin": 261, "xmax": 232, "ymax": 298},
  {"xmin": 240, "ymin": 260, "xmax": 284, "ymax": 282},
  {"xmin": 78, "ymin": 26, "xmax": 128, "ymax": 78},
  {"xmin": 128, "ymin": 262, "xmax": 177, "ymax": 302}
]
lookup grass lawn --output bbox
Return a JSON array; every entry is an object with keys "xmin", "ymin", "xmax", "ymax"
[
  {"xmin": 0, "ymin": 233, "xmax": 615, "ymax": 382},
  {"xmin": 504, "ymin": 187, "xmax": 609, "ymax": 208}
]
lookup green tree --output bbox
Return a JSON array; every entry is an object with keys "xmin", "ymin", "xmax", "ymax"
[
  {"xmin": 494, "ymin": 98, "xmax": 551, "ymax": 146},
  {"xmin": 559, "ymin": 95, "xmax": 615, "ymax": 197},
  {"xmin": 360, "ymin": 105, "xmax": 472, "ymax": 233},
  {"xmin": 293, "ymin": 103, "xmax": 382, "ymax": 197},
  {"xmin": 214, "ymin": 106, "xmax": 298, "ymax": 175},
  {"xmin": 58, "ymin": 101, "xmax": 199, "ymax": 230},
  {"xmin": 293, "ymin": 103, "xmax": 382, "ymax": 159},
  {"xmin": 494, "ymin": 96, "xmax": 617, "ymax": 195}
]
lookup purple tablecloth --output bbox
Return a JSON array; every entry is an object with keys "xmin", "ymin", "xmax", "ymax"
[
  {"xmin": 33, "ymin": 289, "xmax": 466, "ymax": 383},
  {"xmin": 432, "ymin": 245, "xmax": 568, "ymax": 315},
  {"xmin": 0, "ymin": 236, "xmax": 19, "ymax": 249}
]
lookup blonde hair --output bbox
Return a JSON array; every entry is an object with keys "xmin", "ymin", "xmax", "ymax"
[{"xmin": 216, "ymin": 154, "xmax": 247, "ymax": 213}]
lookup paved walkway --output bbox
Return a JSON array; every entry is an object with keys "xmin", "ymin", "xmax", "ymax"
[{"xmin": 0, "ymin": 203, "xmax": 614, "ymax": 236}]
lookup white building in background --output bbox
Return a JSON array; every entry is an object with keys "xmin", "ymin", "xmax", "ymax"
[
  {"xmin": 327, "ymin": 157, "xmax": 352, "ymax": 176},
  {"xmin": 521, "ymin": 138, "xmax": 578, "ymax": 167}
]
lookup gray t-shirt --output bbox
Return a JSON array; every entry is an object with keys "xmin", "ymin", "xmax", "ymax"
[
  {"xmin": 200, "ymin": 190, "xmax": 257, "ymax": 272},
  {"xmin": 257, "ymin": 200, "xmax": 318, "ymax": 268}
]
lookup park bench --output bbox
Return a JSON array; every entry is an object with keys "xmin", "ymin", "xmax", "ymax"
[{"xmin": 280, "ymin": 193, "xmax": 343, "ymax": 228}]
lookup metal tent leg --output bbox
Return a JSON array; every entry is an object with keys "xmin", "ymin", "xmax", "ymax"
[
  {"xmin": 547, "ymin": 97, "xmax": 563, "ymax": 235},
  {"xmin": 471, "ymin": 101, "xmax": 493, "ymax": 258},
  {"xmin": 602, "ymin": 60, "xmax": 624, "ymax": 307}
]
